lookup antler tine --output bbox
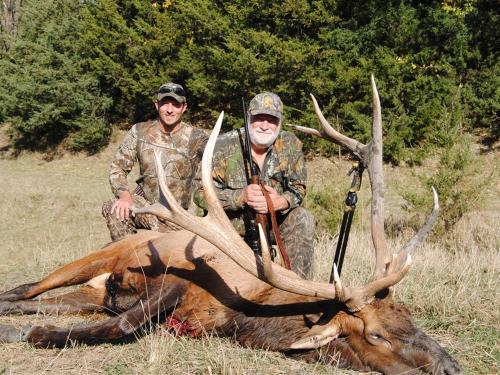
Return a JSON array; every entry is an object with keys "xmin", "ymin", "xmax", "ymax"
[
  {"xmin": 258, "ymin": 224, "xmax": 273, "ymax": 278},
  {"xmin": 309, "ymin": 93, "xmax": 366, "ymax": 158},
  {"xmin": 291, "ymin": 124, "xmax": 324, "ymax": 138},
  {"xmin": 386, "ymin": 187, "xmax": 440, "ymax": 275},
  {"xmin": 400, "ymin": 187, "xmax": 439, "ymax": 255},
  {"xmin": 367, "ymin": 74, "xmax": 389, "ymax": 280},
  {"xmin": 345, "ymin": 187, "xmax": 440, "ymax": 311},
  {"xmin": 200, "ymin": 114, "xmax": 244, "ymax": 235}
]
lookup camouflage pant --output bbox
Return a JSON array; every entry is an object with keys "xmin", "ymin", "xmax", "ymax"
[
  {"xmin": 276, "ymin": 206, "xmax": 316, "ymax": 279},
  {"xmin": 102, "ymin": 195, "xmax": 180, "ymax": 242}
]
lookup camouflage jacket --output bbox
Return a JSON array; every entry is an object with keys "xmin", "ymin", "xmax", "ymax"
[
  {"xmin": 194, "ymin": 128, "xmax": 307, "ymax": 235},
  {"xmin": 109, "ymin": 120, "xmax": 208, "ymax": 209}
]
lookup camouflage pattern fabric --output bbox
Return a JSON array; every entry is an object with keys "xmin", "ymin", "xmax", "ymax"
[
  {"xmin": 105, "ymin": 120, "xmax": 208, "ymax": 240},
  {"xmin": 157, "ymin": 82, "xmax": 186, "ymax": 103},
  {"xmin": 195, "ymin": 128, "xmax": 307, "ymax": 233},
  {"xmin": 278, "ymin": 207, "xmax": 315, "ymax": 279},
  {"xmin": 109, "ymin": 120, "xmax": 208, "ymax": 208},
  {"xmin": 194, "ymin": 128, "xmax": 315, "ymax": 278},
  {"xmin": 102, "ymin": 195, "xmax": 181, "ymax": 241},
  {"xmin": 248, "ymin": 92, "xmax": 283, "ymax": 121}
]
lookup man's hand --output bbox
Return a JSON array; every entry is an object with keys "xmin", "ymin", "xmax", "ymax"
[
  {"xmin": 263, "ymin": 184, "xmax": 290, "ymax": 211},
  {"xmin": 241, "ymin": 184, "xmax": 267, "ymax": 213},
  {"xmin": 111, "ymin": 191, "xmax": 135, "ymax": 221},
  {"xmin": 240, "ymin": 184, "xmax": 289, "ymax": 214}
]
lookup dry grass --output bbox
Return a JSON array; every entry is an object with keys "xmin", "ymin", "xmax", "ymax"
[
  {"xmin": 312, "ymin": 227, "xmax": 499, "ymax": 374},
  {"xmin": 0, "ymin": 144, "xmax": 498, "ymax": 374}
]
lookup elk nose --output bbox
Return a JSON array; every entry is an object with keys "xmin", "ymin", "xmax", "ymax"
[
  {"xmin": 442, "ymin": 364, "xmax": 462, "ymax": 375},
  {"xmin": 434, "ymin": 357, "xmax": 462, "ymax": 375}
]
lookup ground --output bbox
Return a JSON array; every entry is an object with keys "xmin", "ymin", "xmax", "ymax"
[{"xmin": 0, "ymin": 130, "xmax": 498, "ymax": 374}]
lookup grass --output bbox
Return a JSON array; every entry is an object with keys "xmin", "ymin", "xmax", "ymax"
[{"xmin": 0, "ymin": 140, "xmax": 498, "ymax": 374}]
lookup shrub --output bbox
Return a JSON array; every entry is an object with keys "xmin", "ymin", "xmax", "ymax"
[
  {"xmin": 0, "ymin": 1, "xmax": 497, "ymax": 158},
  {"xmin": 402, "ymin": 130, "xmax": 492, "ymax": 237},
  {"xmin": 307, "ymin": 188, "xmax": 346, "ymax": 233},
  {"xmin": 0, "ymin": 0, "xmax": 111, "ymax": 153}
]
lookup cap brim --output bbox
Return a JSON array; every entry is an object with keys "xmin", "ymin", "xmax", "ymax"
[
  {"xmin": 157, "ymin": 93, "xmax": 186, "ymax": 103},
  {"xmin": 249, "ymin": 109, "xmax": 282, "ymax": 120}
]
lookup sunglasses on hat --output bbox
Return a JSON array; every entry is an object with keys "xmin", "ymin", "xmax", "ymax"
[{"xmin": 158, "ymin": 85, "xmax": 186, "ymax": 97}]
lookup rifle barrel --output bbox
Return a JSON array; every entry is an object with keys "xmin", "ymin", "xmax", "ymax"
[{"xmin": 242, "ymin": 97, "xmax": 258, "ymax": 177}]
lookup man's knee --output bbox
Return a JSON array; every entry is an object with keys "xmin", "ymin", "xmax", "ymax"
[
  {"xmin": 102, "ymin": 200, "xmax": 114, "ymax": 218},
  {"xmin": 281, "ymin": 206, "xmax": 315, "ymax": 238},
  {"xmin": 101, "ymin": 199, "xmax": 137, "ymax": 242},
  {"xmin": 279, "ymin": 206, "xmax": 316, "ymax": 279}
]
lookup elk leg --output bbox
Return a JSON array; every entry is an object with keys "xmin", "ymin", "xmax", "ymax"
[
  {"xmin": 20, "ymin": 282, "xmax": 188, "ymax": 347},
  {"xmin": 0, "ymin": 246, "xmax": 124, "ymax": 301},
  {"xmin": 0, "ymin": 285, "xmax": 108, "ymax": 316}
]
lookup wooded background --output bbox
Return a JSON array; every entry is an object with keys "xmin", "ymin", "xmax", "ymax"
[{"xmin": 0, "ymin": 0, "xmax": 498, "ymax": 163}]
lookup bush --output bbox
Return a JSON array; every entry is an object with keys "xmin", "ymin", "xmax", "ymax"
[
  {"xmin": 0, "ymin": 0, "xmax": 111, "ymax": 153},
  {"xmin": 402, "ymin": 130, "xmax": 492, "ymax": 236},
  {"xmin": 0, "ymin": 0, "xmax": 497, "ymax": 158},
  {"xmin": 307, "ymin": 188, "xmax": 346, "ymax": 233}
]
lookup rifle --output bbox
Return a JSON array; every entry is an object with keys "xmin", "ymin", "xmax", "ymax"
[
  {"xmin": 241, "ymin": 98, "xmax": 291, "ymax": 269},
  {"xmin": 242, "ymin": 98, "xmax": 268, "ymax": 255}
]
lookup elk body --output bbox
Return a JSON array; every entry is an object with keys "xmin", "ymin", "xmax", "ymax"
[{"xmin": 0, "ymin": 78, "xmax": 461, "ymax": 374}]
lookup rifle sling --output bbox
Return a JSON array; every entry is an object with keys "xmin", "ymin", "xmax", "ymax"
[{"xmin": 259, "ymin": 182, "xmax": 292, "ymax": 270}]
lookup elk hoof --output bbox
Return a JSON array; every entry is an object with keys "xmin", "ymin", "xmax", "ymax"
[
  {"xmin": 0, "ymin": 283, "xmax": 37, "ymax": 301},
  {"xmin": 0, "ymin": 301, "xmax": 14, "ymax": 315},
  {"xmin": 0, "ymin": 324, "xmax": 23, "ymax": 343}
]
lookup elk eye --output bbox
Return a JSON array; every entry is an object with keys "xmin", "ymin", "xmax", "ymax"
[{"xmin": 367, "ymin": 332, "xmax": 391, "ymax": 349}]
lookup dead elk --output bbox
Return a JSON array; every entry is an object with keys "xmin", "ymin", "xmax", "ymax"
[{"xmin": 0, "ymin": 77, "xmax": 461, "ymax": 374}]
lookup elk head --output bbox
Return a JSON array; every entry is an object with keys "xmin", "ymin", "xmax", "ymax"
[{"xmin": 135, "ymin": 76, "xmax": 462, "ymax": 374}]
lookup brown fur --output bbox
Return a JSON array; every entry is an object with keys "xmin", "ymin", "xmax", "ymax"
[{"xmin": 0, "ymin": 230, "xmax": 461, "ymax": 374}]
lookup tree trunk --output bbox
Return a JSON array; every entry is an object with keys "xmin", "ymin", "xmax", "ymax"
[{"xmin": 1, "ymin": 0, "xmax": 21, "ymax": 34}]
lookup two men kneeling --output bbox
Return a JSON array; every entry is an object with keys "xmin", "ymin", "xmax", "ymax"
[{"xmin": 102, "ymin": 84, "xmax": 315, "ymax": 279}]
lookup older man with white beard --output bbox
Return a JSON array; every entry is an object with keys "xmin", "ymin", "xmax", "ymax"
[{"xmin": 194, "ymin": 92, "xmax": 316, "ymax": 279}]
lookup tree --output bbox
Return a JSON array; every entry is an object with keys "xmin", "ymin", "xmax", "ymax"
[
  {"xmin": 0, "ymin": 0, "xmax": 21, "ymax": 34},
  {"xmin": 0, "ymin": 0, "xmax": 496, "ymax": 158},
  {"xmin": 0, "ymin": 0, "xmax": 111, "ymax": 153}
]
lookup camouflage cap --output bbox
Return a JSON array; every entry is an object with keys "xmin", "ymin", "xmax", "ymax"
[
  {"xmin": 157, "ymin": 82, "xmax": 186, "ymax": 103},
  {"xmin": 248, "ymin": 92, "xmax": 283, "ymax": 121}
]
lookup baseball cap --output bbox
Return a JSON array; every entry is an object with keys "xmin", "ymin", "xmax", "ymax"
[
  {"xmin": 248, "ymin": 92, "xmax": 283, "ymax": 121},
  {"xmin": 157, "ymin": 82, "xmax": 186, "ymax": 103}
]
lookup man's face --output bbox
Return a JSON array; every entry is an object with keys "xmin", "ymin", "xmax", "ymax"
[
  {"xmin": 249, "ymin": 113, "xmax": 280, "ymax": 149},
  {"xmin": 155, "ymin": 98, "xmax": 187, "ymax": 127}
]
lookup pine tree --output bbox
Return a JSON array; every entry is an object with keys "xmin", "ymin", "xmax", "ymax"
[{"xmin": 0, "ymin": 0, "xmax": 111, "ymax": 153}]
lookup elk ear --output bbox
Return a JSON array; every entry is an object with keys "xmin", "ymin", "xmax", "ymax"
[{"xmin": 290, "ymin": 323, "xmax": 340, "ymax": 349}]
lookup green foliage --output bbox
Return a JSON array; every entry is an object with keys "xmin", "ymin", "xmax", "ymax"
[
  {"xmin": 402, "ymin": 128, "xmax": 493, "ymax": 236},
  {"xmin": 0, "ymin": 0, "xmax": 111, "ymax": 153},
  {"xmin": 0, "ymin": 0, "xmax": 497, "ymax": 157},
  {"xmin": 464, "ymin": 63, "xmax": 500, "ymax": 143},
  {"xmin": 307, "ymin": 188, "xmax": 345, "ymax": 232}
]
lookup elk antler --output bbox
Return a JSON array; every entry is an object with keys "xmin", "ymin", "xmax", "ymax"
[
  {"xmin": 295, "ymin": 75, "xmax": 387, "ymax": 279},
  {"xmin": 134, "ymin": 113, "xmax": 341, "ymax": 300},
  {"xmin": 135, "ymin": 77, "xmax": 438, "ymax": 311},
  {"xmin": 293, "ymin": 75, "xmax": 439, "ymax": 309}
]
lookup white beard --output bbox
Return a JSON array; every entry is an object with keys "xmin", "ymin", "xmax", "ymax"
[{"xmin": 249, "ymin": 126, "xmax": 280, "ymax": 148}]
